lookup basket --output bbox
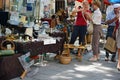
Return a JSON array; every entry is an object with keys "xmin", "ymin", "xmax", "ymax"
[
  {"xmin": 1, "ymin": 40, "xmax": 15, "ymax": 50},
  {"xmin": 59, "ymin": 54, "xmax": 72, "ymax": 64}
]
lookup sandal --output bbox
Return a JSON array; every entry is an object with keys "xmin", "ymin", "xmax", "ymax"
[{"xmin": 89, "ymin": 57, "xmax": 98, "ymax": 62}]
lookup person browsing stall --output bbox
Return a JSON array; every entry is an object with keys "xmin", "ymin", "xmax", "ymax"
[{"xmin": 69, "ymin": 1, "xmax": 91, "ymax": 56}]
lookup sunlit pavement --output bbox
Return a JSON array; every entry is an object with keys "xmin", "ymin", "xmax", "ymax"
[{"xmin": 12, "ymin": 42, "xmax": 120, "ymax": 80}]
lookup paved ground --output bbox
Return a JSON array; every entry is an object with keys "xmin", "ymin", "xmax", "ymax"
[
  {"xmin": 12, "ymin": 26, "xmax": 120, "ymax": 80},
  {"xmin": 12, "ymin": 43, "xmax": 120, "ymax": 80}
]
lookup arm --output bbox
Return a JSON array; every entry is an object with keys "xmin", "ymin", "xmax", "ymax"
[
  {"xmin": 105, "ymin": 13, "xmax": 119, "ymax": 24},
  {"xmin": 71, "ymin": 6, "xmax": 83, "ymax": 17},
  {"xmin": 105, "ymin": 16, "xmax": 119, "ymax": 24},
  {"xmin": 84, "ymin": 11, "xmax": 92, "ymax": 22}
]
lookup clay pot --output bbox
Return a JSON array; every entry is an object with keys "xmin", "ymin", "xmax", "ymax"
[{"xmin": 59, "ymin": 54, "xmax": 72, "ymax": 64}]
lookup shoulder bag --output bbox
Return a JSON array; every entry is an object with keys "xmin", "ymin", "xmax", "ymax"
[
  {"xmin": 82, "ymin": 12, "xmax": 93, "ymax": 34},
  {"xmin": 104, "ymin": 37, "xmax": 116, "ymax": 53}
]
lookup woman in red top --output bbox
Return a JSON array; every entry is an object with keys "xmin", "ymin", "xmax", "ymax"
[
  {"xmin": 69, "ymin": 1, "xmax": 91, "ymax": 46},
  {"xmin": 69, "ymin": 1, "xmax": 91, "ymax": 56}
]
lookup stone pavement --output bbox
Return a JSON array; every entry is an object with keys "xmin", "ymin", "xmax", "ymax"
[{"xmin": 12, "ymin": 45, "xmax": 120, "ymax": 80}]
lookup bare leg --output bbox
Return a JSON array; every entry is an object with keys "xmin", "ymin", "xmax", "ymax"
[
  {"xmin": 77, "ymin": 49, "xmax": 81, "ymax": 56},
  {"xmin": 117, "ymin": 49, "xmax": 120, "ymax": 70},
  {"xmin": 118, "ymin": 49, "xmax": 120, "ymax": 62},
  {"xmin": 89, "ymin": 54, "xmax": 98, "ymax": 61}
]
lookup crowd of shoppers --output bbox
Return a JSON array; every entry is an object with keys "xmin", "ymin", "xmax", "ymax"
[
  {"xmin": 104, "ymin": 4, "xmax": 120, "ymax": 62},
  {"xmin": 68, "ymin": 0, "xmax": 120, "ymax": 71},
  {"xmin": 49, "ymin": 0, "xmax": 120, "ymax": 71}
]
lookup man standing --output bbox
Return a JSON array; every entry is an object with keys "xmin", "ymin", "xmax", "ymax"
[{"xmin": 105, "ymin": 4, "xmax": 120, "ymax": 62}]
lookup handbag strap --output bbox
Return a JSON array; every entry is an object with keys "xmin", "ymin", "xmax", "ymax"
[
  {"xmin": 82, "ymin": 12, "xmax": 91, "ymax": 25},
  {"xmin": 82, "ymin": 12, "xmax": 87, "ymax": 23}
]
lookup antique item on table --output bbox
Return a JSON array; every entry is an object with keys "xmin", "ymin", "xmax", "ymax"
[
  {"xmin": 19, "ymin": 15, "xmax": 27, "ymax": 24},
  {"xmin": 5, "ymin": 28, "xmax": 12, "ymax": 35},
  {"xmin": 25, "ymin": 28, "xmax": 33, "ymax": 38},
  {"xmin": 33, "ymin": 24, "xmax": 40, "ymax": 38},
  {"xmin": 6, "ymin": 34, "xmax": 16, "ymax": 41},
  {"xmin": 18, "ymin": 22, "xmax": 24, "ymax": 27},
  {"xmin": 0, "ymin": 50, "xmax": 15, "ymax": 56},
  {"xmin": 1, "ymin": 40, "xmax": 15, "ymax": 50},
  {"xmin": 42, "ymin": 21, "xmax": 50, "ymax": 29},
  {"xmin": 104, "ymin": 37, "xmax": 116, "ymax": 53}
]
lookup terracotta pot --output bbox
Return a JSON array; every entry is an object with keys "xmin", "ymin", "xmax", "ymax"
[{"xmin": 59, "ymin": 54, "xmax": 72, "ymax": 64}]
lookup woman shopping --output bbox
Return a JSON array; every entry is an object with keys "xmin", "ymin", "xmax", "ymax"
[
  {"xmin": 69, "ymin": 1, "xmax": 91, "ymax": 56},
  {"xmin": 89, "ymin": 0, "xmax": 103, "ymax": 61},
  {"xmin": 114, "ymin": 4, "xmax": 120, "ymax": 71}
]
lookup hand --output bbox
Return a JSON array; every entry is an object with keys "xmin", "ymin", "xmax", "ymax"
[
  {"xmin": 84, "ymin": 12, "xmax": 92, "ymax": 22},
  {"xmin": 112, "ymin": 31, "xmax": 116, "ymax": 40},
  {"xmin": 115, "ymin": 14, "xmax": 119, "ymax": 20}
]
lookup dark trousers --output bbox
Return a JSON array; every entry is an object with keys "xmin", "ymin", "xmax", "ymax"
[
  {"xmin": 106, "ymin": 26, "xmax": 116, "ymax": 59},
  {"xmin": 106, "ymin": 51, "xmax": 116, "ymax": 59},
  {"xmin": 69, "ymin": 25, "xmax": 87, "ymax": 45}
]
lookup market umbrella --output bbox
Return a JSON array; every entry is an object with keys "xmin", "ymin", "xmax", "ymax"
[
  {"xmin": 109, "ymin": 0, "xmax": 120, "ymax": 3},
  {"xmin": 104, "ymin": 0, "xmax": 120, "ymax": 5}
]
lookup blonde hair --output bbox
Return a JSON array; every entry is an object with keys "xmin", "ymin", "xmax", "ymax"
[
  {"xmin": 82, "ymin": 0, "xmax": 90, "ymax": 10},
  {"xmin": 92, "ymin": 0, "xmax": 101, "ymax": 8}
]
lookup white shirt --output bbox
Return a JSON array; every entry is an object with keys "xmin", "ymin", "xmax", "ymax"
[
  {"xmin": 92, "ymin": 8, "xmax": 102, "ymax": 25},
  {"xmin": 106, "ymin": 5, "xmax": 114, "ymax": 16},
  {"xmin": 106, "ymin": 10, "xmax": 116, "ymax": 26}
]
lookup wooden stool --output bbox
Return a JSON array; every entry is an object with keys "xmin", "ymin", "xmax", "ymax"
[{"xmin": 64, "ymin": 44, "xmax": 86, "ymax": 61}]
